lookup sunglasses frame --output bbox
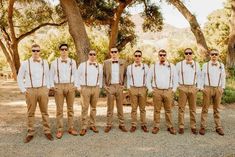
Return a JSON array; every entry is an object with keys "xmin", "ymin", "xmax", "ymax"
[
  {"xmin": 185, "ymin": 52, "xmax": 193, "ymax": 55},
  {"xmin": 210, "ymin": 53, "xmax": 218, "ymax": 56},
  {"xmin": 135, "ymin": 55, "xmax": 142, "ymax": 57},
  {"xmin": 32, "ymin": 50, "xmax": 40, "ymax": 52},
  {"xmin": 89, "ymin": 53, "xmax": 96, "ymax": 56},
  {"xmin": 111, "ymin": 51, "xmax": 118, "ymax": 54}
]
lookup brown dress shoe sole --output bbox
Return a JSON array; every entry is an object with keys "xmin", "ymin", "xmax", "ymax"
[{"xmin": 24, "ymin": 135, "xmax": 34, "ymax": 143}]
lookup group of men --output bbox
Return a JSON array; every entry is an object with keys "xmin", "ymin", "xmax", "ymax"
[{"xmin": 17, "ymin": 43, "xmax": 226, "ymax": 143}]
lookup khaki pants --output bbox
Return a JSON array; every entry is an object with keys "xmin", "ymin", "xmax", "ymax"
[
  {"xmin": 54, "ymin": 83, "xmax": 75, "ymax": 131},
  {"xmin": 153, "ymin": 88, "xmax": 174, "ymax": 128},
  {"xmin": 129, "ymin": 87, "xmax": 147, "ymax": 126},
  {"xmin": 80, "ymin": 86, "xmax": 99, "ymax": 129},
  {"xmin": 200, "ymin": 86, "xmax": 223, "ymax": 129},
  {"xmin": 106, "ymin": 84, "xmax": 125, "ymax": 127},
  {"xmin": 25, "ymin": 87, "xmax": 51, "ymax": 136},
  {"xmin": 178, "ymin": 85, "xmax": 197, "ymax": 129}
]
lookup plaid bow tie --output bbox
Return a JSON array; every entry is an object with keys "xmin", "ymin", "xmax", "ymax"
[
  {"xmin": 89, "ymin": 63, "xmax": 96, "ymax": 66},
  {"xmin": 135, "ymin": 64, "xmax": 141, "ymax": 67},
  {"xmin": 186, "ymin": 61, "xmax": 193, "ymax": 65},
  {"xmin": 33, "ymin": 59, "xmax": 40, "ymax": 63},
  {"xmin": 112, "ymin": 61, "xmax": 118, "ymax": 64},
  {"xmin": 212, "ymin": 63, "xmax": 218, "ymax": 66},
  {"xmin": 61, "ymin": 60, "xmax": 67, "ymax": 63}
]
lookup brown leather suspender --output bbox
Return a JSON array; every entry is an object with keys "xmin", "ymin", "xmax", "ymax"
[
  {"xmin": 28, "ymin": 59, "xmax": 44, "ymax": 88},
  {"xmin": 57, "ymin": 58, "xmax": 73, "ymax": 84},
  {"xmin": 153, "ymin": 63, "xmax": 172, "ymax": 89},
  {"xmin": 181, "ymin": 61, "xmax": 197, "ymax": 85},
  {"xmin": 131, "ymin": 64, "xmax": 146, "ymax": 87},
  {"xmin": 207, "ymin": 62, "xmax": 222, "ymax": 87},
  {"xmin": 85, "ymin": 62, "xmax": 99, "ymax": 86},
  {"xmin": 57, "ymin": 59, "xmax": 60, "ymax": 83}
]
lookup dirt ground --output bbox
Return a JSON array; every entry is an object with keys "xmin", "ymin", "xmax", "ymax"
[{"xmin": 0, "ymin": 79, "xmax": 235, "ymax": 157}]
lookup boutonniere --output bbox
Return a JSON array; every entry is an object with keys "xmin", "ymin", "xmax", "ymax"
[
  {"xmin": 96, "ymin": 64, "xmax": 98, "ymax": 68},
  {"xmin": 168, "ymin": 64, "xmax": 171, "ymax": 68},
  {"xmin": 142, "ymin": 66, "xmax": 145, "ymax": 70},
  {"xmin": 120, "ymin": 63, "xmax": 123, "ymax": 66},
  {"xmin": 191, "ymin": 64, "xmax": 194, "ymax": 68},
  {"xmin": 219, "ymin": 66, "xmax": 222, "ymax": 69}
]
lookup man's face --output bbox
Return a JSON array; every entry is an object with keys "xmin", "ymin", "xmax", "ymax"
[
  {"xmin": 134, "ymin": 52, "xmax": 142, "ymax": 63},
  {"xmin": 210, "ymin": 50, "xmax": 219, "ymax": 61},
  {"xmin": 31, "ymin": 46, "xmax": 41, "ymax": 59},
  {"xmin": 158, "ymin": 52, "xmax": 167, "ymax": 62},
  {"xmin": 60, "ymin": 46, "xmax": 68, "ymax": 58},
  {"xmin": 184, "ymin": 49, "xmax": 193, "ymax": 61},
  {"xmin": 88, "ymin": 50, "xmax": 97, "ymax": 62},
  {"xmin": 110, "ymin": 49, "xmax": 119, "ymax": 60}
]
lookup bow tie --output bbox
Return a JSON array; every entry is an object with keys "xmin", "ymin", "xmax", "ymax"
[
  {"xmin": 135, "ymin": 64, "xmax": 141, "ymax": 67},
  {"xmin": 33, "ymin": 59, "xmax": 40, "ymax": 63},
  {"xmin": 112, "ymin": 61, "xmax": 118, "ymax": 64},
  {"xmin": 160, "ymin": 62, "xmax": 165, "ymax": 66},
  {"xmin": 212, "ymin": 63, "xmax": 218, "ymax": 66},
  {"xmin": 186, "ymin": 61, "xmax": 193, "ymax": 65},
  {"xmin": 61, "ymin": 60, "xmax": 67, "ymax": 63},
  {"xmin": 89, "ymin": 63, "xmax": 96, "ymax": 66}
]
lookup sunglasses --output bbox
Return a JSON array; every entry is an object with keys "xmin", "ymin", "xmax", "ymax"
[
  {"xmin": 60, "ymin": 48, "xmax": 68, "ymax": 51},
  {"xmin": 135, "ymin": 55, "xmax": 142, "ymax": 57},
  {"xmin": 89, "ymin": 53, "xmax": 96, "ymax": 56},
  {"xmin": 185, "ymin": 52, "xmax": 193, "ymax": 55},
  {"xmin": 32, "ymin": 50, "xmax": 40, "ymax": 52},
  {"xmin": 210, "ymin": 53, "xmax": 218, "ymax": 56},
  {"xmin": 111, "ymin": 51, "xmax": 118, "ymax": 54},
  {"xmin": 159, "ymin": 54, "xmax": 166, "ymax": 57}
]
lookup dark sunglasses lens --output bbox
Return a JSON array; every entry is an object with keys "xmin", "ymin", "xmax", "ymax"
[
  {"xmin": 89, "ymin": 53, "xmax": 96, "ymax": 56},
  {"xmin": 135, "ymin": 55, "xmax": 141, "ymax": 57},
  {"xmin": 60, "ymin": 48, "xmax": 68, "ymax": 51},
  {"xmin": 159, "ymin": 54, "xmax": 166, "ymax": 57},
  {"xmin": 32, "ymin": 50, "xmax": 40, "ymax": 52},
  {"xmin": 185, "ymin": 52, "xmax": 192, "ymax": 55},
  {"xmin": 111, "ymin": 51, "xmax": 117, "ymax": 54},
  {"xmin": 211, "ymin": 53, "xmax": 218, "ymax": 56}
]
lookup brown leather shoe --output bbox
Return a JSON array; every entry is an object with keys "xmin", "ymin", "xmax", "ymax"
[
  {"xmin": 56, "ymin": 131, "xmax": 63, "ymax": 139},
  {"xmin": 167, "ymin": 127, "xmax": 176, "ymax": 135},
  {"xmin": 90, "ymin": 126, "xmax": 99, "ymax": 133},
  {"xmin": 178, "ymin": 128, "xmax": 184, "ymax": 134},
  {"xmin": 24, "ymin": 135, "xmax": 34, "ymax": 143},
  {"xmin": 129, "ymin": 126, "xmax": 137, "ymax": 133},
  {"xmin": 216, "ymin": 128, "xmax": 224, "ymax": 136},
  {"xmin": 141, "ymin": 125, "xmax": 149, "ymax": 133},
  {"xmin": 68, "ymin": 129, "xmax": 78, "ymax": 136},
  {"xmin": 104, "ymin": 126, "xmax": 112, "ymax": 133},
  {"xmin": 199, "ymin": 128, "xmax": 205, "ymax": 135},
  {"xmin": 45, "ymin": 133, "xmax": 54, "ymax": 141},
  {"xmin": 119, "ymin": 125, "xmax": 128, "ymax": 132},
  {"xmin": 191, "ymin": 128, "xmax": 198, "ymax": 135},
  {"xmin": 79, "ymin": 129, "xmax": 87, "ymax": 136},
  {"xmin": 152, "ymin": 127, "xmax": 159, "ymax": 134}
]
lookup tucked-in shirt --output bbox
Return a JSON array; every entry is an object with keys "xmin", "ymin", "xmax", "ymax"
[
  {"xmin": 111, "ymin": 60, "xmax": 120, "ymax": 84},
  {"xmin": 201, "ymin": 61, "xmax": 226, "ymax": 89},
  {"xmin": 17, "ymin": 57, "xmax": 50, "ymax": 93},
  {"xmin": 75, "ymin": 61, "xmax": 103, "ymax": 89},
  {"xmin": 147, "ymin": 61, "xmax": 178, "ymax": 92},
  {"xmin": 127, "ymin": 63, "xmax": 149, "ymax": 88},
  {"xmin": 176, "ymin": 60, "xmax": 202, "ymax": 88},
  {"xmin": 49, "ymin": 57, "xmax": 77, "ymax": 87}
]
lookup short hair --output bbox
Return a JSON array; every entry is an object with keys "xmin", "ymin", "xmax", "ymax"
[
  {"xmin": 110, "ymin": 47, "xmax": 118, "ymax": 52},
  {"xmin": 59, "ymin": 43, "xmax": 68, "ymax": 49},
  {"xmin": 158, "ymin": 49, "xmax": 167, "ymax": 54},
  {"xmin": 134, "ymin": 50, "xmax": 142, "ymax": 55},
  {"xmin": 184, "ymin": 48, "xmax": 193, "ymax": 53},
  {"xmin": 209, "ymin": 48, "xmax": 219, "ymax": 54},
  {"xmin": 31, "ymin": 44, "xmax": 40, "ymax": 49}
]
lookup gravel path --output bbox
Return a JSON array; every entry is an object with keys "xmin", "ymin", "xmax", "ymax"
[{"xmin": 0, "ymin": 80, "xmax": 235, "ymax": 157}]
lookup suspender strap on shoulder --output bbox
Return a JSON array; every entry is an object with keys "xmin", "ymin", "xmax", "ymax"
[
  {"xmin": 169, "ymin": 63, "xmax": 172, "ymax": 88},
  {"xmin": 96, "ymin": 64, "xmax": 99, "ymax": 86},
  {"xmin": 217, "ymin": 62, "xmax": 222, "ymax": 87},
  {"xmin": 28, "ymin": 59, "xmax": 34, "ymax": 88},
  {"xmin": 181, "ymin": 61, "xmax": 184, "ymax": 85},
  {"xmin": 153, "ymin": 64, "xmax": 157, "ymax": 88},
  {"xmin": 143, "ymin": 64, "xmax": 146, "ymax": 86},
  {"xmin": 70, "ymin": 59, "xmax": 72, "ymax": 83},
  {"xmin": 207, "ymin": 62, "xmax": 211, "ymax": 86},
  {"xmin": 57, "ymin": 59, "xmax": 60, "ymax": 83},
  {"xmin": 41, "ymin": 60, "xmax": 45, "ymax": 87},
  {"xmin": 131, "ymin": 64, "xmax": 135, "ymax": 86}
]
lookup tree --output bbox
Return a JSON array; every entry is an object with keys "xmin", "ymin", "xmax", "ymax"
[
  {"xmin": 228, "ymin": 0, "xmax": 235, "ymax": 68},
  {"xmin": 167, "ymin": 0, "xmax": 209, "ymax": 59},
  {"xmin": 0, "ymin": 0, "xmax": 66, "ymax": 80}
]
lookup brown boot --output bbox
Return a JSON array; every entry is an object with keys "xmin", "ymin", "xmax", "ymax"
[
  {"xmin": 104, "ymin": 126, "xmax": 112, "ymax": 133},
  {"xmin": 24, "ymin": 135, "xmax": 34, "ymax": 143},
  {"xmin": 141, "ymin": 125, "xmax": 149, "ymax": 133},
  {"xmin": 45, "ymin": 133, "xmax": 54, "ymax": 141},
  {"xmin": 152, "ymin": 127, "xmax": 159, "ymax": 134},
  {"xmin": 129, "ymin": 126, "xmax": 137, "ymax": 133},
  {"xmin": 199, "ymin": 128, "xmax": 205, "ymax": 135},
  {"xmin": 90, "ymin": 126, "xmax": 99, "ymax": 133},
  {"xmin": 68, "ymin": 129, "xmax": 78, "ymax": 136},
  {"xmin": 191, "ymin": 128, "xmax": 198, "ymax": 135},
  {"xmin": 178, "ymin": 128, "xmax": 184, "ymax": 134},
  {"xmin": 79, "ymin": 129, "xmax": 87, "ymax": 136},
  {"xmin": 216, "ymin": 128, "xmax": 224, "ymax": 136},
  {"xmin": 119, "ymin": 125, "xmax": 128, "ymax": 132},
  {"xmin": 167, "ymin": 127, "xmax": 176, "ymax": 135}
]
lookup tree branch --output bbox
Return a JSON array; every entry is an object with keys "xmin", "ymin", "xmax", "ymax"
[
  {"xmin": 17, "ymin": 20, "xmax": 67, "ymax": 42},
  {"xmin": 117, "ymin": 35, "xmax": 135, "ymax": 50},
  {"xmin": 8, "ymin": 0, "xmax": 16, "ymax": 42},
  {"xmin": 0, "ymin": 39, "xmax": 13, "ymax": 65}
]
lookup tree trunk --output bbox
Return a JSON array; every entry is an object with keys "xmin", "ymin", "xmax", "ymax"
[
  {"xmin": 227, "ymin": 0, "xmax": 235, "ymax": 68},
  {"xmin": 168, "ymin": 0, "xmax": 209, "ymax": 59},
  {"xmin": 60, "ymin": 0, "xmax": 90, "ymax": 63}
]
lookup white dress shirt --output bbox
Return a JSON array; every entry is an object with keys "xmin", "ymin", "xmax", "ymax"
[
  {"xmin": 176, "ymin": 60, "xmax": 202, "ymax": 88},
  {"xmin": 127, "ymin": 63, "xmax": 149, "ymax": 89},
  {"xmin": 17, "ymin": 57, "xmax": 50, "ymax": 93},
  {"xmin": 75, "ymin": 61, "xmax": 103, "ymax": 89},
  {"xmin": 111, "ymin": 60, "xmax": 120, "ymax": 84},
  {"xmin": 147, "ymin": 61, "xmax": 178, "ymax": 92},
  {"xmin": 201, "ymin": 61, "xmax": 226, "ymax": 89},
  {"xmin": 49, "ymin": 57, "xmax": 76, "ymax": 87}
]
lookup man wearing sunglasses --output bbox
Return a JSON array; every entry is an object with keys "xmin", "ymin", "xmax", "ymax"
[
  {"xmin": 103, "ymin": 47, "xmax": 128, "ymax": 133},
  {"xmin": 176, "ymin": 48, "xmax": 202, "ymax": 135},
  {"xmin": 199, "ymin": 49, "xmax": 226, "ymax": 136},
  {"xmin": 75, "ymin": 50, "xmax": 103, "ymax": 136},
  {"xmin": 147, "ymin": 49, "xmax": 178, "ymax": 135},
  {"xmin": 50, "ymin": 43, "xmax": 78, "ymax": 139},
  {"xmin": 127, "ymin": 50, "xmax": 149, "ymax": 133},
  {"xmin": 17, "ymin": 44, "xmax": 53, "ymax": 143}
]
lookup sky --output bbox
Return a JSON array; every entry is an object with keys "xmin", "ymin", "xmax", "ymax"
[{"xmin": 50, "ymin": 0, "xmax": 225, "ymax": 28}]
